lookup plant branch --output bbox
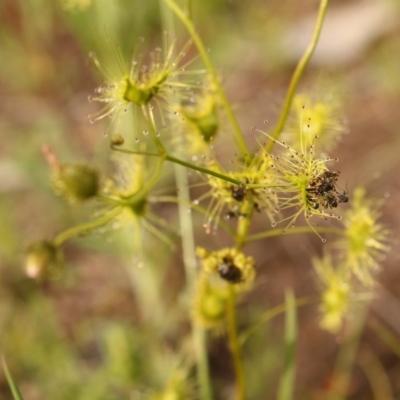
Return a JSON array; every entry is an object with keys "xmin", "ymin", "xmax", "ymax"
[
  {"xmin": 264, "ymin": 0, "xmax": 329, "ymax": 153},
  {"xmin": 53, "ymin": 207, "xmax": 122, "ymax": 246},
  {"xmin": 111, "ymin": 145, "xmax": 243, "ymax": 186}
]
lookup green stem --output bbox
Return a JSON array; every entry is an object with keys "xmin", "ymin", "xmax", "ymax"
[
  {"xmin": 175, "ymin": 165, "xmax": 213, "ymax": 400},
  {"xmin": 264, "ymin": 0, "xmax": 329, "ymax": 153},
  {"xmin": 53, "ymin": 207, "xmax": 122, "ymax": 246},
  {"xmin": 247, "ymin": 226, "xmax": 344, "ymax": 242},
  {"xmin": 235, "ymin": 203, "xmax": 254, "ymax": 249},
  {"xmin": 111, "ymin": 145, "xmax": 243, "ymax": 186},
  {"xmin": 163, "ymin": 0, "xmax": 250, "ymax": 159},
  {"xmin": 239, "ymin": 295, "xmax": 319, "ymax": 346},
  {"xmin": 227, "ymin": 285, "xmax": 245, "ymax": 400}
]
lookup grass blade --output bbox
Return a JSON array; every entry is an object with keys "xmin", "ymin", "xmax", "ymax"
[
  {"xmin": 2, "ymin": 357, "xmax": 24, "ymax": 400},
  {"xmin": 277, "ymin": 289, "xmax": 297, "ymax": 400}
]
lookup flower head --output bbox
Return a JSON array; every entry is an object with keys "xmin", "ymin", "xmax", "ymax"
[
  {"xmin": 285, "ymin": 92, "xmax": 347, "ymax": 155},
  {"xmin": 255, "ymin": 124, "xmax": 347, "ymax": 240},
  {"xmin": 51, "ymin": 163, "xmax": 100, "ymax": 204},
  {"xmin": 313, "ymin": 254, "xmax": 350, "ymax": 332},
  {"xmin": 196, "ymin": 247, "xmax": 255, "ymax": 291},
  {"xmin": 339, "ymin": 187, "xmax": 389, "ymax": 285},
  {"xmin": 201, "ymin": 158, "xmax": 279, "ymax": 233},
  {"xmin": 87, "ymin": 35, "xmax": 203, "ymax": 136}
]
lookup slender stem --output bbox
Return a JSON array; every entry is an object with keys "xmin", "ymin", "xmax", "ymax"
[
  {"xmin": 111, "ymin": 145, "xmax": 243, "ymax": 186},
  {"xmin": 53, "ymin": 207, "xmax": 122, "ymax": 246},
  {"xmin": 239, "ymin": 295, "xmax": 319, "ymax": 346},
  {"xmin": 264, "ymin": 0, "xmax": 329, "ymax": 153},
  {"xmin": 175, "ymin": 165, "xmax": 214, "ymax": 400},
  {"xmin": 163, "ymin": 0, "xmax": 250, "ymax": 159},
  {"xmin": 235, "ymin": 203, "xmax": 254, "ymax": 249},
  {"xmin": 226, "ymin": 285, "xmax": 245, "ymax": 400},
  {"xmin": 166, "ymin": 154, "xmax": 242, "ymax": 185},
  {"xmin": 247, "ymin": 226, "xmax": 344, "ymax": 242}
]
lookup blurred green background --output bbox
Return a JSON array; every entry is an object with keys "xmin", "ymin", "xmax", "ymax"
[{"xmin": 1, "ymin": 0, "xmax": 400, "ymax": 399}]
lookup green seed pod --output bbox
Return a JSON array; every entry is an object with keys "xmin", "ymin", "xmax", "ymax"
[
  {"xmin": 25, "ymin": 240, "xmax": 64, "ymax": 280},
  {"xmin": 52, "ymin": 163, "xmax": 99, "ymax": 204}
]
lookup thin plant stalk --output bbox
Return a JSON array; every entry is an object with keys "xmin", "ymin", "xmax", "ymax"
[
  {"xmin": 226, "ymin": 285, "xmax": 245, "ymax": 400},
  {"xmin": 265, "ymin": 0, "xmax": 330, "ymax": 153},
  {"xmin": 111, "ymin": 144, "xmax": 243, "ymax": 185},
  {"xmin": 246, "ymin": 226, "xmax": 344, "ymax": 242},
  {"xmin": 54, "ymin": 207, "xmax": 122, "ymax": 246},
  {"xmin": 175, "ymin": 165, "xmax": 214, "ymax": 400},
  {"xmin": 2, "ymin": 357, "xmax": 24, "ymax": 400}
]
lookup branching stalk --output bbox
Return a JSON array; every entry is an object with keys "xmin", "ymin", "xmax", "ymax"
[
  {"xmin": 54, "ymin": 207, "xmax": 122, "ymax": 246},
  {"xmin": 265, "ymin": 0, "xmax": 329, "ymax": 153}
]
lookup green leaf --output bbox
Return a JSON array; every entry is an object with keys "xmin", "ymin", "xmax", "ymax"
[
  {"xmin": 2, "ymin": 357, "xmax": 24, "ymax": 400},
  {"xmin": 277, "ymin": 290, "xmax": 297, "ymax": 400}
]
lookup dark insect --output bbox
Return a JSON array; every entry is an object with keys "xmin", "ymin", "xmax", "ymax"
[
  {"xmin": 306, "ymin": 170, "xmax": 348, "ymax": 210},
  {"xmin": 218, "ymin": 257, "xmax": 242, "ymax": 283},
  {"xmin": 337, "ymin": 191, "xmax": 349, "ymax": 203},
  {"xmin": 231, "ymin": 185, "xmax": 247, "ymax": 202}
]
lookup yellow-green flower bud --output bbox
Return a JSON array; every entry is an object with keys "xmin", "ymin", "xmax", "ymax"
[
  {"xmin": 25, "ymin": 240, "xmax": 64, "ymax": 280},
  {"xmin": 52, "ymin": 163, "xmax": 99, "ymax": 204}
]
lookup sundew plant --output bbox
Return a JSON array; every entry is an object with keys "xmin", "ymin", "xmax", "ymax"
[{"xmin": 1, "ymin": 0, "xmax": 397, "ymax": 400}]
